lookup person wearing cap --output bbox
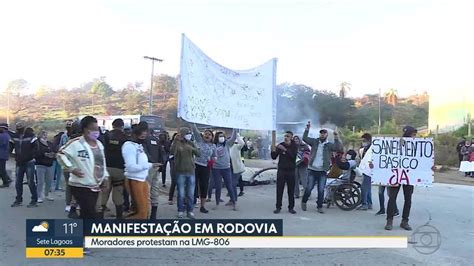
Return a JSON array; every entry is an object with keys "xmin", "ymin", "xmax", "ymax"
[
  {"xmin": 385, "ymin": 126, "xmax": 426, "ymax": 231},
  {"xmin": 301, "ymin": 122, "xmax": 343, "ymax": 214},
  {"xmin": 100, "ymin": 118, "xmax": 128, "ymax": 219},
  {"xmin": 0, "ymin": 123, "xmax": 12, "ymax": 187},
  {"xmin": 170, "ymin": 127, "xmax": 201, "ymax": 219},
  {"xmin": 11, "ymin": 123, "xmax": 38, "ymax": 208}
]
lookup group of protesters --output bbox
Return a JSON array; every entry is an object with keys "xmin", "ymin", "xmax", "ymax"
[
  {"xmin": 0, "ymin": 116, "xmax": 248, "ymax": 221},
  {"xmin": 271, "ymin": 122, "xmax": 426, "ymax": 231},
  {"xmin": 457, "ymin": 137, "xmax": 474, "ymax": 177},
  {"xmin": 1, "ymin": 116, "xmax": 433, "ymax": 232}
]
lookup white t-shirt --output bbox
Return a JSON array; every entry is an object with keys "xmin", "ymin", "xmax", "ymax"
[{"xmin": 310, "ymin": 140, "xmax": 327, "ymax": 171}]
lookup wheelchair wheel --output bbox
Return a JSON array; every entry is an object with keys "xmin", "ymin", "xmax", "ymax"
[
  {"xmin": 333, "ymin": 183, "xmax": 362, "ymax": 211},
  {"xmin": 353, "ymin": 181, "xmax": 361, "ymax": 189}
]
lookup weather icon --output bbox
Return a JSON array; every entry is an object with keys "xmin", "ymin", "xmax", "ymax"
[{"xmin": 32, "ymin": 221, "xmax": 49, "ymax": 233}]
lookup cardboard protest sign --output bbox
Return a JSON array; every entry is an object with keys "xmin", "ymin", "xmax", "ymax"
[
  {"xmin": 371, "ymin": 137, "xmax": 434, "ymax": 187},
  {"xmin": 459, "ymin": 161, "xmax": 474, "ymax": 172}
]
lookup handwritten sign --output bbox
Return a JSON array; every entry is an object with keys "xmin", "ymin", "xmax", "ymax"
[
  {"xmin": 371, "ymin": 137, "xmax": 434, "ymax": 187},
  {"xmin": 178, "ymin": 34, "xmax": 277, "ymax": 130}
]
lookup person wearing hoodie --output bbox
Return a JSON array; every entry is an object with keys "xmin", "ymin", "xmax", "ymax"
[
  {"xmin": 385, "ymin": 126, "xmax": 435, "ymax": 231},
  {"xmin": 33, "ymin": 131, "xmax": 56, "ymax": 202},
  {"xmin": 460, "ymin": 140, "xmax": 472, "ymax": 177},
  {"xmin": 167, "ymin": 133, "xmax": 178, "ymax": 205},
  {"xmin": 56, "ymin": 116, "xmax": 109, "ymax": 220},
  {"xmin": 0, "ymin": 123, "xmax": 12, "ymax": 188},
  {"xmin": 171, "ymin": 127, "xmax": 201, "ymax": 219},
  {"xmin": 191, "ymin": 124, "xmax": 216, "ymax": 213},
  {"xmin": 11, "ymin": 123, "xmax": 38, "ymax": 208},
  {"xmin": 122, "ymin": 122, "xmax": 161, "ymax": 219},
  {"xmin": 293, "ymin": 135, "xmax": 310, "ymax": 199},
  {"xmin": 230, "ymin": 133, "xmax": 245, "ymax": 204},
  {"xmin": 272, "ymin": 131, "xmax": 298, "ymax": 214},
  {"xmin": 211, "ymin": 129, "xmax": 237, "ymax": 210},
  {"xmin": 301, "ymin": 122, "xmax": 342, "ymax": 214}
]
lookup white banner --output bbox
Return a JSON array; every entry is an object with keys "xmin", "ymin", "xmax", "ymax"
[
  {"xmin": 178, "ymin": 34, "xmax": 277, "ymax": 130},
  {"xmin": 371, "ymin": 137, "xmax": 434, "ymax": 187},
  {"xmin": 459, "ymin": 161, "xmax": 474, "ymax": 172},
  {"xmin": 85, "ymin": 236, "xmax": 407, "ymax": 249}
]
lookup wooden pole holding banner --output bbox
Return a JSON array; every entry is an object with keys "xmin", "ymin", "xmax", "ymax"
[{"xmin": 271, "ymin": 130, "xmax": 276, "ymax": 151}]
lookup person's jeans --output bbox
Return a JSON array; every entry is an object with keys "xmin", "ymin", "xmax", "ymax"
[
  {"xmin": 161, "ymin": 160, "xmax": 168, "ymax": 185},
  {"xmin": 295, "ymin": 165, "xmax": 308, "ymax": 197},
  {"xmin": 146, "ymin": 168, "xmax": 159, "ymax": 207},
  {"xmin": 53, "ymin": 160, "xmax": 63, "ymax": 190},
  {"xmin": 232, "ymin": 173, "xmax": 241, "ymax": 202},
  {"xmin": 0, "ymin": 159, "xmax": 10, "ymax": 184},
  {"xmin": 15, "ymin": 161, "xmax": 37, "ymax": 203},
  {"xmin": 302, "ymin": 170, "xmax": 327, "ymax": 208},
  {"xmin": 276, "ymin": 169, "xmax": 296, "ymax": 210},
  {"xmin": 212, "ymin": 168, "xmax": 236, "ymax": 204},
  {"xmin": 361, "ymin": 174, "xmax": 373, "ymax": 207},
  {"xmin": 379, "ymin": 186, "xmax": 398, "ymax": 212},
  {"xmin": 387, "ymin": 185, "xmax": 414, "ymax": 222},
  {"xmin": 177, "ymin": 175, "xmax": 195, "ymax": 213},
  {"xmin": 70, "ymin": 186, "xmax": 100, "ymax": 219},
  {"xmin": 36, "ymin": 165, "xmax": 54, "ymax": 199}
]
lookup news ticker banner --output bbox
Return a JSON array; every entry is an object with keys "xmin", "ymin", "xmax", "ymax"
[{"xmin": 26, "ymin": 219, "xmax": 407, "ymax": 257}]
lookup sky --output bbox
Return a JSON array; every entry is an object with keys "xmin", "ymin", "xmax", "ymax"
[{"xmin": 0, "ymin": 0, "xmax": 472, "ymax": 98}]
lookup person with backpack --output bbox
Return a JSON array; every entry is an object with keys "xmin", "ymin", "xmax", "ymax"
[
  {"xmin": 33, "ymin": 131, "xmax": 56, "ymax": 202},
  {"xmin": 143, "ymin": 127, "xmax": 164, "ymax": 220},
  {"xmin": 293, "ymin": 135, "xmax": 310, "ymax": 199}
]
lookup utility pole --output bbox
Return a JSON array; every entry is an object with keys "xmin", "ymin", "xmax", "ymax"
[
  {"xmin": 378, "ymin": 88, "xmax": 381, "ymax": 135},
  {"xmin": 144, "ymin": 56, "xmax": 163, "ymax": 115},
  {"xmin": 468, "ymin": 113, "xmax": 472, "ymax": 137},
  {"xmin": 6, "ymin": 90, "xmax": 10, "ymax": 125}
]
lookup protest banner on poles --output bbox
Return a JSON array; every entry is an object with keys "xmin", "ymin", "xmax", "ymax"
[
  {"xmin": 178, "ymin": 34, "xmax": 277, "ymax": 130},
  {"xmin": 371, "ymin": 137, "xmax": 434, "ymax": 187}
]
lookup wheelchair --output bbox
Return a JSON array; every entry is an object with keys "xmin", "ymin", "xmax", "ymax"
[{"xmin": 324, "ymin": 174, "xmax": 362, "ymax": 211}]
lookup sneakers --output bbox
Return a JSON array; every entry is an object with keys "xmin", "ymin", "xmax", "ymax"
[
  {"xmin": 289, "ymin": 209, "xmax": 297, "ymax": 214},
  {"xmin": 394, "ymin": 210, "xmax": 400, "ymax": 217},
  {"xmin": 27, "ymin": 202, "xmax": 38, "ymax": 208},
  {"xmin": 11, "ymin": 201, "xmax": 22, "ymax": 207},
  {"xmin": 200, "ymin": 207, "xmax": 209, "ymax": 213},
  {"xmin": 357, "ymin": 205, "xmax": 368, "ymax": 211},
  {"xmin": 400, "ymin": 221, "xmax": 412, "ymax": 231},
  {"xmin": 37, "ymin": 198, "xmax": 44, "ymax": 203},
  {"xmin": 168, "ymin": 200, "xmax": 173, "ymax": 205},
  {"xmin": 301, "ymin": 202, "xmax": 307, "ymax": 211},
  {"xmin": 206, "ymin": 198, "xmax": 211, "ymax": 202},
  {"xmin": 273, "ymin": 208, "xmax": 281, "ymax": 214},
  {"xmin": 46, "ymin": 196, "xmax": 54, "ymax": 201},
  {"xmin": 225, "ymin": 201, "xmax": 233, "ymax": 206},
  {"xmin": 65, "ymin": 205, "xmax": 71, "ymax": 212},
  {"xmin": 162, "ymin": 184, "xmax": 167, "ymax": 188},
  {"xmin": 177, "ymin": 212, "xmax": 185, "ymax": 218},
  {"xmin": 238, "ymin": 191, "xmax": 245, "ymax": 197},
  {"xmin": 187, "ymin": 212, "xmax": 195, "ymax": 219},
  {"xmin": 385, "ymin": 219, "xmax": 393, "ymax": 230},
  {"xmin": 317, "ymin": 208, "xmax": 324, "ymax": 214},
  {"xmin": 375, "ymin": 209, "xmax": 386, "ymax": 215},
  {"xmin": 368, "ymin": 204, "xmax": 373, "ymax": 210}
]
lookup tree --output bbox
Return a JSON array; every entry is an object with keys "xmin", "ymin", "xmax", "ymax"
[
  {"xmin": 385, "ymin": 88, "xmax": 398, "ymax": 106},
  {"xmin": 339, "ymin": 81, "xmax": 351, "ymax": 98},
  {"xmin": 90, "ymin": 77, "xmax": 114, "ymax": 97}
]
